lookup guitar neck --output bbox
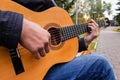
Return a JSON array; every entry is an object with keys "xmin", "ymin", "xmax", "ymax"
[{"xmin": 60, "ymin": 19, "xmax": 106, "ymax": 41}]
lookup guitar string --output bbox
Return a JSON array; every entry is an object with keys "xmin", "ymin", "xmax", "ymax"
[{"xmin": 49, "ymin": 23, "xmax": 89, "ymax": 42}]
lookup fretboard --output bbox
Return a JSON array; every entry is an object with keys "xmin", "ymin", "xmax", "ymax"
[{"xmin": 60, "ymin": 19, "xmax": 106, "ymax": 41}]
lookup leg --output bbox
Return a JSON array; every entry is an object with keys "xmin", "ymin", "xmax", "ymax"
[{"xmin": 44, "ymin": 54, "xmax": 116, "ymax": 80}]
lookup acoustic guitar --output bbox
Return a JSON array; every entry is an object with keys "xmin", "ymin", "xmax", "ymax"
[{"xmin": 0, "ymin": 0, "xmax": 110, "ymax": 80}]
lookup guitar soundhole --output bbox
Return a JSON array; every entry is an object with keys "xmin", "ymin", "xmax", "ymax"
[{"xmin": 48, "ymin": 27, "xmax": 61, "ymax": 46}]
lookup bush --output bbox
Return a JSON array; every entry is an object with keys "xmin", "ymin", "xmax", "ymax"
[
  {"xmin": 113, "ymin": 27, "xmax": 120, "ymax": 32},
  {"xmin": 117, "ymin": 28, "xmax": 120, "ymax": 32}
]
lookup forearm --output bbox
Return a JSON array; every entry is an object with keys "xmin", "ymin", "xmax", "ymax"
[{"xmin": 0, "ymin": 10, "xmax": 23, "ymax": 49}]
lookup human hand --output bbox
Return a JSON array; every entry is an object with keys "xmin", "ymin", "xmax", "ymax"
[
  {"xmin": 84, "ymin": 19, "xmax": 99, "ymax": 47},
  {"xmin": 20, "ymin": 19, "xmax": 51, "ymax": 59}
]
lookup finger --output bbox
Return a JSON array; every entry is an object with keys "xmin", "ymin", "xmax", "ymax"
[
  {"xmin": 88, "ymin": 22, "xmax": 96, "ymax": 28},
  {"xmin": 39, "ymin": 48, "xmax": 46, "ymax": 57},
  {"xmin": 49, "ymin": 34, "xmax": 51, "ymax": 47},
  {"xmin": 45, "ymin": 43, "xmax": 50, "ymax": 53},
  {"xmin": 88, "ymin": 21, "xmax": 98, "ymax": 30},
  {"xmin": 88, "ymin": 23, "xmax": 98, "ymax": 32},
  {"xmin": 88, "ymin": 23, "xmax": 95, "ymax": 30},
  {"xmin": 91, "ymin": 19, "xmax": 99, "ymax": 27},
  {"xmin": 88, "ymin": 24, "xmax": 99, "ymax": 37},
  {"xmin": 34, "ymin": 52, "xmax": 41, "ymax": 59}
]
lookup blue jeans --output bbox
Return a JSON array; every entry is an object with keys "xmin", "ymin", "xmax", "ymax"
[{"xmin": 44, "ymin": 54, "xmax": 116, "ymax": 80}]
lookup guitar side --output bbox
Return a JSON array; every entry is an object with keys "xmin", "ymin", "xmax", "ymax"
[{"xmin": 0, "ymin": 0, "xmax": 78, "ymax": 80}]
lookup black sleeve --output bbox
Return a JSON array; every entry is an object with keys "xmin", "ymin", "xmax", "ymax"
[
  {"xmin": 12, "ymin": 0, "xmax": 56, "ymax": 12},
  {"xmin": 78, "ymin": 36, "xmax": 88, "ymax": 52},
  {"xmin": 0, "ymin": 10, "xmax": 23, "ymax": 49}
]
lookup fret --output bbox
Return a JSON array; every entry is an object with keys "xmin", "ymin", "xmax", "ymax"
[
  {"xmin": 83, "ymin": 24, "xmax": 87, "ymax": 33},
  {"xmin": 76, "ymin": 25, "xmax": 81, "ymax": 35},
  {"xmin": 83, "ymin": 24, "xmax": 86, "ymax": 32},
  {"xmin": 76, "ymin": 25, "xmax": 80, "ymax": 35},
  {"xmin": 81, "ymin": 24, "xmax": 84, "ymax": 34},
  {"xmin": 64, "ymin": 27, "xmax": 68, "ymax": 38},
  {"xmin": 73, "ymin": 25, "xmax": 78, "ymax": 35},
  {"xmin": 85, "ymin": 23, "xmax": 89, "ymax": 32},
  {"xmin": 77, "ymin": 24, "xmax": 82, "ymax": 34},
  {"xmin": 67, "ymin": 28, "xmax": 71, "ymax": 39},
  {"xmin": 74, "ymin": 26, "xmax": 79, "ymax": 36},
  {"xmin": 60, "ymin": 27, "xmax": 66, "ymax": 41},
  {"xmin": 79, "ymin": 24, "xmax": 83, "ymax": 34},
  {"xmin": 84, "ymin": 24, "xmax": 87, "ymax": 32},
  {"xmin": 77, "ymin": 23, "xmax": 91, "ymax": 33},
  {"xmin": 95, "ymin": 20, "xmax": 105, "ymax": 28},
  {"xmin": 66, "ymin": 27, "xmax": 73, "ymax": 38},
  {"xmin": 70, "ymin": 26, "xmax": 75, "ymax": 36}
]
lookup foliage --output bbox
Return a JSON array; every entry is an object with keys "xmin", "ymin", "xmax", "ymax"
[
  {"xmin": 117, "ymin": 28, "xmax": 120, "ymax": 32},
  {"xmin": 115, "ymin": 13, "xmax": 120, "ymax": 24},
  {"xmin": 115, "ymin": 1, "xmax": 120, "ymax": 24},
  {"xmin": 54, "ymin": 0, "xmax": 112, "ymax": 23},
  {"xmin": 113, "ymin": 27, "xmax": 120, "ymax": 32},
  {"xmin": 74, "ymin": 0, "xmax": 112, "ymax": 22},
  {"xmin": 78, "ymin": 13, "xmax": 86, "ymax": 23},
  {"xmin": 87, "ymin": 0, "xmax": 112, "ymax": 19}
]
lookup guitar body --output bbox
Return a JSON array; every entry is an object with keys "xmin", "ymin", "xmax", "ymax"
[{"xmin": 0, "ymin": 0, "xmax": 78, "ymax": 80}]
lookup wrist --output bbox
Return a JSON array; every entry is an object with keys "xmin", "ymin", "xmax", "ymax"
[
  {"xmin": 84, "ymin": 36, "xmax": 90, "ymax": 48},
  {"xmin": 78, "ymin": 36, "xmax": 88, "ymax": 52}
]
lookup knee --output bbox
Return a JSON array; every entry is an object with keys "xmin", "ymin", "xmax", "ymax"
[
  {"xmin": 89, "ymin": 54, "xmax": 115, "ymax": 79},
  {"xmin": 89, "ymin": 54, "xmax": 112, "ymax": 70},
  {"xmin": 95, "ymin": 54, "xmax": 109, "ymax": 63},
  {"xmin": 90, "ymin": 54, "xmax": 108, "ymax": 62},
  {"xmin": 84, "ymin": 54, "xmax": 111, "ymax": 68}
]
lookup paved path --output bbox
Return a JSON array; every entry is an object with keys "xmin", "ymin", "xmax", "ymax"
[{"xmin": 96, "ymin": 26, "xmax": 120, "ymax": 80}]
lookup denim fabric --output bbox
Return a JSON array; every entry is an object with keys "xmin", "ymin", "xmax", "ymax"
[{"xmin": 44, "ymin": 54, "xmax": 116, "ymax": 80}]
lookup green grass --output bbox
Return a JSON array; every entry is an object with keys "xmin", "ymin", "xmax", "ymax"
[
  {"xmin": 80, "ymin": 34, "xmax": 98, "ymax": 51},
  {"xmin": 113, "ymin": 27, "xmax": 120, "ymax": 32},
  {"xmin": 89, "ymin": 42, "xmax": 96, "ymax": 50},
  {"xmin": 117, "ymin": 28, "xmax": 120, "ymax": 32}
]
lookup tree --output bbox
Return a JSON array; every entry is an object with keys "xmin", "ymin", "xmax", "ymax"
[
  {"xmin": 74, "ymin": 0, "xmax": 112, "ymax": 22},
  {"xmin": 115, "ymin": 1, "xmax": 120, "ymax": 25},
  {"xmin": 87, "ymin": 0, "xmax": 112, "ymax": 19},
  {"xmin": 54, "ymin": 0, "xmax": 112, "ymax": 24}
]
